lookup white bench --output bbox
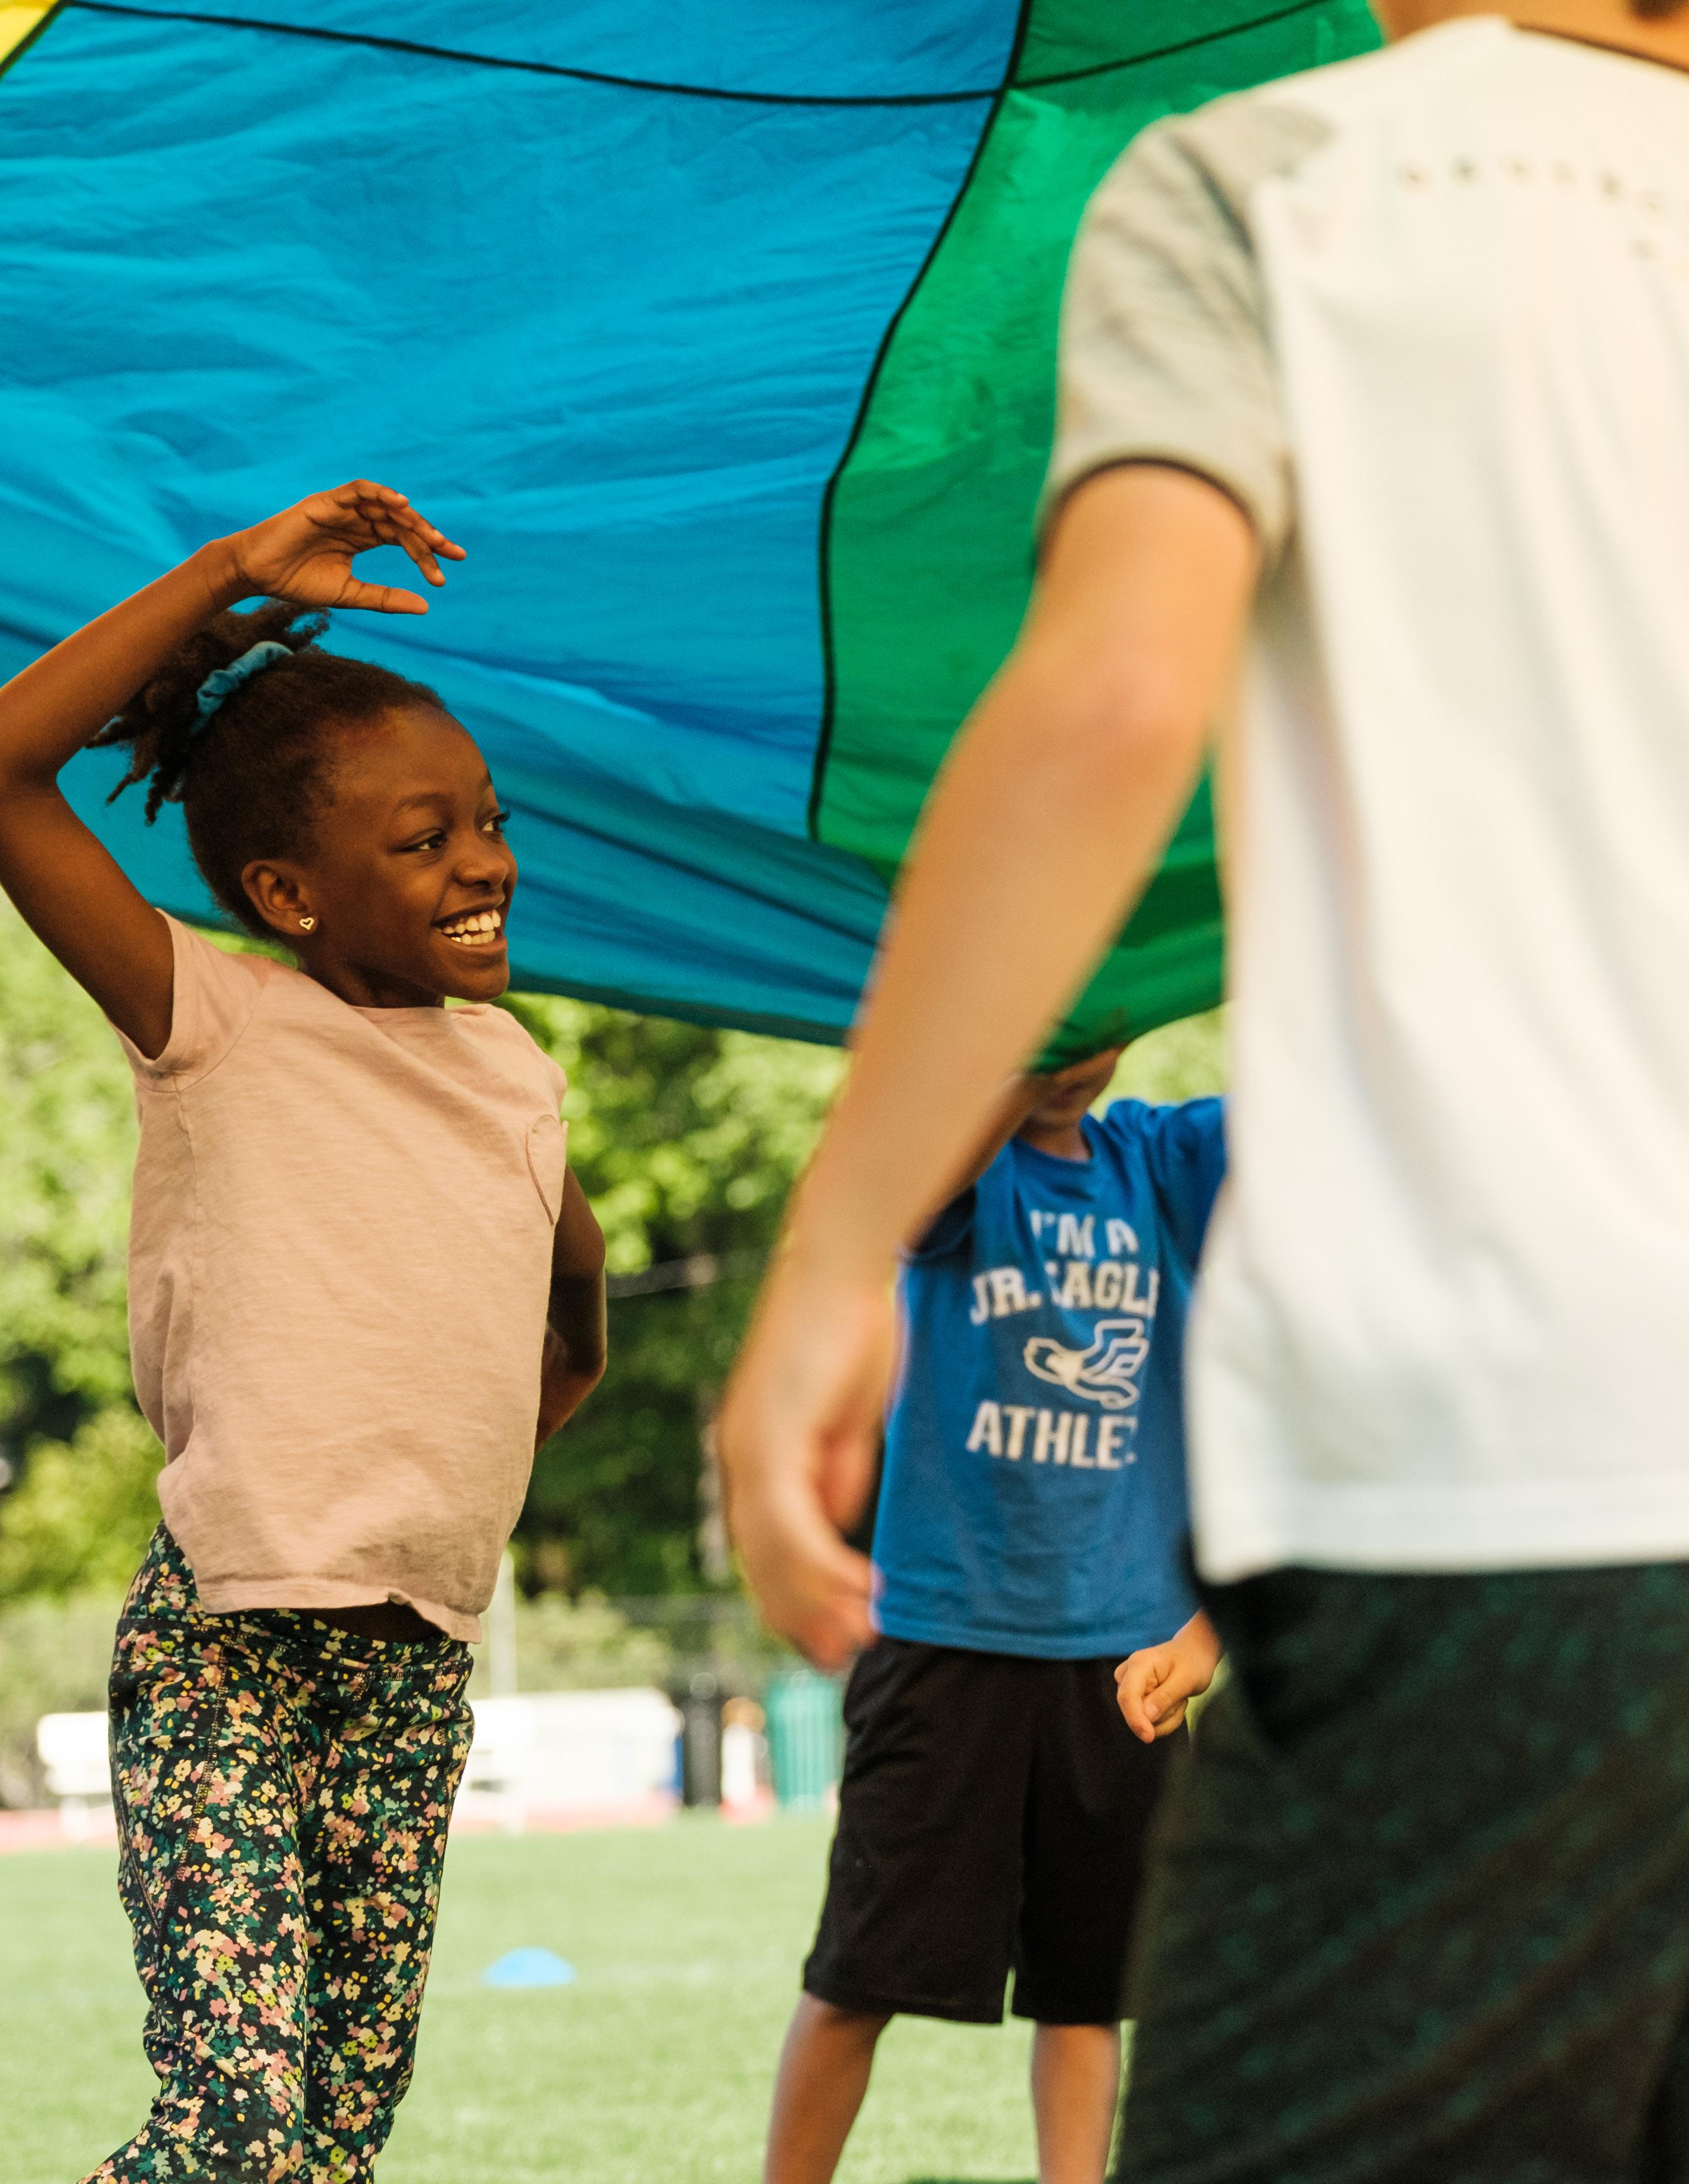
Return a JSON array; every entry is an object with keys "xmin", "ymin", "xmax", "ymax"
[
  {"xmin": 35, "ymin": 1691, "xmax": 685, "ymax": 1836},
  {"xmin": 463, "ymin": 1689, "xmax": 681, "ymax": 1814},
  {"xmin": 36, "ymin": 1710, "xmax": 114, "ymax": 1839},
  {"xmin": 36, "ymin": 1710, "xmax": 110, "ymax": 1803}
]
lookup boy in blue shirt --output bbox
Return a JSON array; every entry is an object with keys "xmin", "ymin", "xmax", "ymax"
[{"xmin": 763, "ymin": 1049, "xmax": 1224, "ymax": 2184}]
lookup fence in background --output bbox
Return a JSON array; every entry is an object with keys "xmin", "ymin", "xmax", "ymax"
[{"xmin": 7, "ymin": 1575, "xmax": 847, "ymax": 1823}]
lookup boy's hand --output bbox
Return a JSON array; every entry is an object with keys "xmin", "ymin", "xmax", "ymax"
[
  {"xmin": 716, "ymin": 1257, "xmax": 891, "ymax": 1671},
  {"xmin": 1115, "ymin": 1610, "xmax": 1222, "ymax": 1744},
  {"xmin": 218, "ymin": 480, "xmax": 466, "ymax": 617}
]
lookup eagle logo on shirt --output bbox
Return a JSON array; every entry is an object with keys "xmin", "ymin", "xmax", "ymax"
[{"xmin": 1022, "ymin": 1317, "xmax": 1149, "ymax": 1411}]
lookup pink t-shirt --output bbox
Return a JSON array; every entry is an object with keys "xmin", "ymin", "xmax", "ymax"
[{"xmin": 117, "ymin": 918, "xmax": 569, "ymax": 1641}]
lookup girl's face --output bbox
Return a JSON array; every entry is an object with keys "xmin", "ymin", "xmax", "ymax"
[{"xmin": 245, "ymin": 705, "xmax": 519, "ymax": 1008}]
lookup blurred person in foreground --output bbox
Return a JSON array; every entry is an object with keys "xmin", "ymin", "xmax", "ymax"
[
  {"xmin": 721, "ymin": 1, "xmax": 1689, "ymax": 2174},
  {"xmin": 764, "ymin": 1050, "xmax": 1223, "ymax": 2184}
]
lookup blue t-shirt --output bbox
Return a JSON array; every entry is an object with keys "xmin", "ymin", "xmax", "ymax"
[{"xmin": 872, "ymin": 1097, "xmax": 1226, "ymax": 1661}]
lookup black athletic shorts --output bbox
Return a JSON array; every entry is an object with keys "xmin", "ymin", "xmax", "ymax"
[
  {"xmin": 802, "ymin": 1636, "xmax": 1175, "ymax": 2027},
  {"xmin": 1119, "ymin": 1561, "xmax": 1689, "ymax": 2184}
]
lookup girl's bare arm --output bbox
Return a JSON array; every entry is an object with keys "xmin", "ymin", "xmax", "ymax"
[
  {"xmin": 0, "ymin": 483, "xmax": 460, "ymax": 1055},
  {"xmin": 0, "ymin": 545, "xmax": 242, "ymax": 1055},
  {"xmin": 536, "ymin": 1167, "xmax": 609, "ymax": 1446}
]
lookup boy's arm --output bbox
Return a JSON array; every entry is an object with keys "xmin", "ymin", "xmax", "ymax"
[
  {"xmin": 792, "ymin": 467, "xmax": 1248, "ymax": 1279},
  {"xmin": 719, "ymin": 469, "xmax": 1256, "ymax": 1666},
  {"xmin": 0, "ymin": 483, "xmax": 457, "ymax": 1057},
  {"xmin": 933, "ymin": 1073, "xmax": 1046, "ymax": 1207},
  {"xmin": 1115, "ymin": 1610, "xmax": 1222, "ymax": 1744},
  {"xmin": 717, "ymin": 114, "xmax": 1289, "ymax": 1668},
  {"xmin": 536, "ymin": 1167, "xmax": 608, "ymax": 1448},
  {"xmin": 914, "ymin": 1066, "xmax": 1091, "ymax": 1260},
  {"xmin": 1135, "ymin": 1095, "xmax": 1228, "ymax": 1268}
]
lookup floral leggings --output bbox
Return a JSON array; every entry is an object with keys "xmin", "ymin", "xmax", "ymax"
[{"xmin": 89, "ymin": 1525, "xmax": 474, "ymax": 2184}]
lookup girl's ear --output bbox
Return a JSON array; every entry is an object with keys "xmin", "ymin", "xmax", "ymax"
[{"xmin": 242, "ymin": 859, "xmax": 316, "ymax": 941}]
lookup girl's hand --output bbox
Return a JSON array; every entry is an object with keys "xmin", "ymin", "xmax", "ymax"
[
  {"xmin": 221, "ymin": 480, "xmax": 466, "ymax": 617},
  {"xmin": 1115, "ymin": 1610, "xmax": 1222, "ymax": 1744}
]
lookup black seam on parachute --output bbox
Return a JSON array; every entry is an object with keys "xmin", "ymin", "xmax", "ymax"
[
  {"xmin": 1020, "ymin": 0, "xmax": 1336, "ymax": 89},
  {"xmin": 67, "ymin": 0, "xmax": 997, "ymax": 105},
  {"xmin": 67, "ymin": 0, "xmax": 1334, "ymax": 106},
  {"xmin": 0, "ymin": 0, "xmax": 74, "ymax": 83},
  {"xmin": 805, "ymin": 0, "xmax": 1035, "ymax": 846},
  {"xmin": 802, "ymin": 0, "xmax": 1332, "ymax": 842}
]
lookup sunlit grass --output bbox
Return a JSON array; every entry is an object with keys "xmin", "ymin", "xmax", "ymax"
[{"xmin": 1, "ymin": 1814, "xmax": 1039, "ymax": 2184}]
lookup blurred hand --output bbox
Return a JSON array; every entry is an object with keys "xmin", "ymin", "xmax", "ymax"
[
  {"xmin": 716, "ymin": 1253, "xmax": 897, "ymax": 1672},
  {"xmin": 1114, "ymin": 1611, "xmax": 1222, "ymax": 1743},
  {"xmin": 223, "ymin": 479, "xmax": 466, "ymax": 617}
]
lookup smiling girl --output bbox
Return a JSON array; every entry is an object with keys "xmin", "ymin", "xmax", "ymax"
[{"xmin": 0, "ymin": 482, "xmax": 607, "ymax": 2182}]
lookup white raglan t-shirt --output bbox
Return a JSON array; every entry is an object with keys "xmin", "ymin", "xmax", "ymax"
[{"xmin": 1045, "ymin": 20, "xmax": 1689, "ymax": 1579}]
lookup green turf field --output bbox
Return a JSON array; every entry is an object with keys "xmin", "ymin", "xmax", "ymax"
[{"xmin": 0, "ymin": 1814, "xmax": 1039, "ymax": 2184}]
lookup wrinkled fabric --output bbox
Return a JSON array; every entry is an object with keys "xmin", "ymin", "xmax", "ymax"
[
  {"xmin": 120, "ymin": 920, "xmax": 567, "ymax": 1641},
  {"xmin": 91, "ymin": 1526, "xmax": 472, "ymax": 2184},
  {"xmin": 1119, "ymin": 1561, "xmax": 1689, "ymax": 2183},
  {"xmin": 1052, "ymin": 25, "xmax": 1689, "ymax": 1581},
  {"xmin": 0, "ymin": 0, "xmax": 1375, "ymax": 1050}
]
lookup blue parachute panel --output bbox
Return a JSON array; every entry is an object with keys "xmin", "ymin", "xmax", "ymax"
[
  {"xmin": 0, "ymin": 2, "xmax": 1010, "ymax": 1033},
  {"xmin": 73, "ymin": 0, "xmax": 1017, "ymax": 96}
]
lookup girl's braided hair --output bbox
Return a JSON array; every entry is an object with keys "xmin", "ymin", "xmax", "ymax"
[{"xmin": 90, "ymin": 600, "xmax": 444, "ymax": 941}]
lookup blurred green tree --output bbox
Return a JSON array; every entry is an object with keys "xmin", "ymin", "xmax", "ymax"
[{"xmin": 0, "ymin": 902, "xmax": 158, "ymax": 1601}]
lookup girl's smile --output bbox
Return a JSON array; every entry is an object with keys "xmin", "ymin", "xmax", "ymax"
[
  {"xmin": 245, "ymin": 704, "xmax": 519, "ymax": 1010},
  {"xmin": 436, "ymin": 905, "xmax": 505, "ymax": 949}
]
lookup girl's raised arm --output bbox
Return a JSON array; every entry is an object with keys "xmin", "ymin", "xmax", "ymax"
[{"xmin": 0, "ymin": 482, "xmax": 463, "ymax": 1055}]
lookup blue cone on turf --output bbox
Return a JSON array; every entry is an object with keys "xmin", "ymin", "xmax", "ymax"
[{"xmin": 482, "ymin": 1948, "xmax": 577, "ymax": 1989}]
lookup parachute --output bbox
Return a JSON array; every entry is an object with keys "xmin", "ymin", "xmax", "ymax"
[{"xmin": 0, "ymin": 0, "xmax": 1378, "ymax": 1050}]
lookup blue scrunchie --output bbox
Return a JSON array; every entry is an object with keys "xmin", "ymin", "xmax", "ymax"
[{"xmin": 193, "ymin": 639, "xmax": 292, "ymax": 726}]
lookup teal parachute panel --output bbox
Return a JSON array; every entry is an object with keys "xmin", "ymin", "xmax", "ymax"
[{"xmin": 0, "ymin": 1, "xmax": 1379, "ymax": 1043}]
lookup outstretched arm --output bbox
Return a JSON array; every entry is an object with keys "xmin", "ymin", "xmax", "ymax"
[
  {"xmin": 0, "ymin": 482, "xmax": 461, "ymax": 1056},
  {"xmin": 779, "ymin": 467, "xmax": 1251, "ymax": 1285},
  {"xmin": 719, "ymin": 466, "xmax": 1257, "ymax": 1667},
  {"xmin": 941, "ymin": 1072, "xmax": 1046, "ymax": 1200},
  {"xmin": 536, "ymin": 1167, "xmax": 608, "ymax": 1448}
]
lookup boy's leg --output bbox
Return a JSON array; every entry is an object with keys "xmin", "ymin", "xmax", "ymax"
[
  {"xmin": 771, "ymin": 1642, "xmax": 1037, "ymax": 2182},
  {"xmin": 1116, "ymin": 1564, "xmax": 1689, "ymax": 2184},
  {"xmin": 1031, "ymin": 2023, "xmax": 1122, "ymax": 2184},
  {"xmin": 764, "ymin": 1996, "xmax": 889, "ymax": 2184},
  {"xmin": 1012, "ymin": 1657, "xmax": 1175, "ymax": 2184},
  {"xmin": 90, "ymin": 1527, "xmax": 314, "ymax": 2183},
  {"xmin": 296, "ymin": 1628, "xmax": 473, "ymax": 2183}
]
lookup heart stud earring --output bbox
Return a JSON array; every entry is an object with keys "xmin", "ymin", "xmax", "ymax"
[{"xmin": 298, "ymin": 916, "xmax": 317, "ymax": 932}]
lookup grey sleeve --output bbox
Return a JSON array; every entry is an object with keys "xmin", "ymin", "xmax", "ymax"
[{"xmin": 1040, "ymin": 99, "xmax": 1326, "ymax": 563}]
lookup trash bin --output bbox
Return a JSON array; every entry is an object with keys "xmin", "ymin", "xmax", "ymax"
[
  {"xmin": 679, "ymin": 1671, "xmax": 722, "ymax": 1808},
  {"xmin": 764, "ymin": 1670, "xmax": 844, "ymax": 1811}
]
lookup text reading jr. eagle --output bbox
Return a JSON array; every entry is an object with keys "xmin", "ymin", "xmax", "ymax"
[{"xmin": 964, "ymin": 1210, "xmax": 1160, "ymax": 1471}]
